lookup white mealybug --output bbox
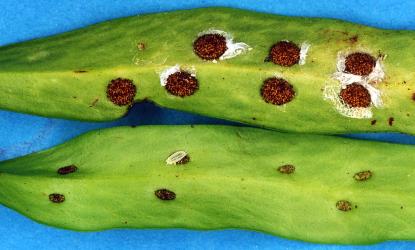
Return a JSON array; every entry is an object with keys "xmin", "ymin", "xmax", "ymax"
[{"xmin": 166, "ymin": 151, "xmax": 189, "ymax": 165}]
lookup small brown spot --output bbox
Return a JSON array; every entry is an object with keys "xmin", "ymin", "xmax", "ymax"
[
  {"xmin": 57, "ymin": 165, "xmax": 78, "ymax": 175},
  {"xmin": 137, "ymin": 42, "xmax": 145, "ymax": 50},
  {"xmin": 193, "ymin": 34, "xmax": 227, "ymax": 60},
  {"xmin": 401, "ymin": 206, "xmax": 404, "ymax": 209},
  {"xmin": 49, "ymin": 193, "xmax": 65, "ymax": 203},
  {"xmin": 72, "ymin": 96, "xmax": 77, "ymax": 99},
  {"xmin": 261, "ymin": 77, "xmax": 295, "ymax": 105},
  {"xmin": 177, "ymin": 155, "xmax": 190, "ymax": 165},
  {"xmin": 277, "ymin": 164, "xmax": 295, "ymax": 174},
  {"xmin": 339, "ymin": 83, "xmax": 371, "ymax": 108},
  {"xmin": 165, "ymin": 71, "xmax": 198, "ymax": 97},
  {"xmin": 155, "ymin": 189, "xmax": 176, "ymax": 201},
  {"xmin": 269, "ymin": 41, "xmax": 300, "ymax": 67},
  {"xmin": 412, "ymin": 93, "xmax": 415, "ymax": 101},
  {"xmin": 252, "ymin": 117, "xmax": 256, "ymax": 120},
  {"xmin": 124, "ymin": 221, "xmax": 128, "ymax": 224},
  {"xmin": 107, "ymin": 78, "xmax": 137, "ymax": 106},
  {"xmin": 353, "ymin": 170, "xmax": 372, "ymax": 181},
  {"xmin": 74, "ymin": 70, "xmax": 88, "ymax": 73},
  {"xmin": 388, "ymin": 117, "xmax": 394, "ymax": 126},
  {"xmin": 344, "ymin": 52, "xmax": 376, "ymax": 76},
  {"xmin": 371, "ymin": 120, "xmax": 377, "ymax": 125},
  {"xmin": 336, "ymin": 200, "xmax": 352, "ymax": 212}
]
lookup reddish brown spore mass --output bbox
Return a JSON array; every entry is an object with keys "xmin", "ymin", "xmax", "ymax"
[
  {"xmin": 49, "ymin": 193, "xmax": 65, "ymax": 203},
  {"xmin": 269, "ymin": 41, "xmax": 300, "ymax": 67},
  {"xmin": 155, "ymin": 189, "xmax": 176, "ymax": 201},
  {"xmin": 412, "ymin": 93, "xmax": 415, "ymax": 101},
  {"xmin": 261, "ymin": 78, "xmax": 295, "ymax": 105},
  {"xmin": 340, "ymin": 83, "xmax": 371, "ymax": 108},
  {"xmin": 344, "ymin": 52, "xmax": 376, "ymax": 76},
  {"xmin": 193, "ymin": 34, "xmax": 227, "ymax": 60},
  {"xmin": 57, "ymin": 165, "xmax": 78, "ymax": 175},
  {"xmin": 165, "ymin": 71, "xmax": 198, "ymax": 97},
  {"xmin": 107, "ymin": 78, "xmax": 136, "ymax": 106}
]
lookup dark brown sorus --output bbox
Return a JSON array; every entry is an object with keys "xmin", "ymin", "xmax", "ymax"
[
  {"xmin": 107, "ymin": 78, "xmax": 137, "ymax": 106},
  {"xmin": 57, "ymin": 165, "xmax": 78, "ymax": 175},
  {"xmin": 261, "ymin": 77, "xmax": 295, "ymax": 105},
  {"xmin": 277, "ymin": 164, "xmax": 295, "ymax": 174},
  {"xmin": 49, "ymin": 193, "xmax": 65, "ymax": 203},
  {"xmin": 193, "ymin": 33, "xmax": 227, "ymax": 60},
  {"xmin": 344, "ymin": 52, "xmax": 376, "ymax": 76},
  {"xmin": 177, "ymin": 155, "xmax": 190, "ymax": 165},
  {"xmin": 269, "ymin": 41, "xmax": 300, "ymax": 67},
  {"xmin": 336, "ymin": 200, "xmax": 352, "ymax": 212},
  {"xmin": 155, "ymin": 189, "xmax": 176, "ymax": 201},
  {"xmin": 165, "ymin": 71, "xmax": 199, "ymax": 97},
  {"xmin": 339, "ymin": 83, "xmax": 371, "ymax": 108},
  {"xmin": 354, "ymin": 170, "xmax": 372, "ymax": 181},
  {"xmin": 412, "ymin": 93, "xmax": 415, "ymax": 101}
]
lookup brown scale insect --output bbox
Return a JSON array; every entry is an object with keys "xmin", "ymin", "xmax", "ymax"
[
  {"xmin": 353, "ymin": 170, "xmax": 372, "ymax": 181},
  {"xmin": 336, "ymin": 200, "xmax": 353, "ymax": 212},
  {"xmin": 155, "ymin": 189, "xmax": 176, "ymax": 201},
  {"xmin": 57, "ymin": 165, "xmax": 78, "ymax": 175},
  {"xmin": 277, "ymin": 164, "xmax": 295, "ymax": 174},
  {"xmin": 176, "ymin": 155, "xmax": 190, "ymax": 165},
  {"xmin": 49, "ymin": 193, "xmax": 65, "ymax": 203}
]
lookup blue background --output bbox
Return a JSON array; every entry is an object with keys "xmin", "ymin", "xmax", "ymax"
[{"xmin": 1, "ymin": 0, "xmax": 415, "ymax": 249}]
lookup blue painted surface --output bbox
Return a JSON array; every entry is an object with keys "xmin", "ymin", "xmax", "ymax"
[{"xmin": 1, "ymin": 0, "xmax": 415, "ymax": 249}]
